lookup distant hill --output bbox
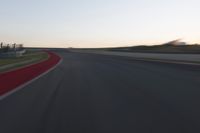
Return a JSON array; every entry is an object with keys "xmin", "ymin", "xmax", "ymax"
[
  {"xmin": 108, "ymin": 43, "xmax": 200, "ymax": 54},
  {"xmin": 163, "ymin": 39, "xmax": 187, "ymax": 46}
]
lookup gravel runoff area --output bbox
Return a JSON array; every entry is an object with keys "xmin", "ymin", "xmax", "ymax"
[{"xmin": 72, "ymin": 50, "xmax": 200, "ymax": 63}]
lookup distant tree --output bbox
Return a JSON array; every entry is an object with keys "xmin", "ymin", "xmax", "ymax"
[
  {"xmin": 19, "ymin": 44, "xmax": 23, "ymax": 50},
  {"xmin": 0, "ymin": 42, "xmax": 3, "ymax": 49},
  {"xmin": 13, "ymin": 43, "xmax": 16, "ymax": 51}
]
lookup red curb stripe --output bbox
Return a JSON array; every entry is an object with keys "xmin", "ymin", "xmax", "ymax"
[{"xmin": 0, "ymin": 51, "xmax": 61, "ymax": 96}]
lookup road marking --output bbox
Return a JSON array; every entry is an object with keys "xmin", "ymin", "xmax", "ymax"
[{"xmin": 133, "ymin": 58, "xmax": 200, "ymax": 66}]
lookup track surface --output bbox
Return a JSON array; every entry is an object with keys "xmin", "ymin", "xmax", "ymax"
[{"xmin": 0, "ymin": 50, "xmax": 200, "ymax": 133}]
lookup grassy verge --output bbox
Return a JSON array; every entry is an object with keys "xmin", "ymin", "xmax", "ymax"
[{"xmin": 0, "ymin": 51, "xmax": 49, "ymax": 72}]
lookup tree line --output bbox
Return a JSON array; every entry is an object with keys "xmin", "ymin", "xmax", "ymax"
[{"xmin": 0, "ymin": 42, "xmax": 24, "ymax": 53}]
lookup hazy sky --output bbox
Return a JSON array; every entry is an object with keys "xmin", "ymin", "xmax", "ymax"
[{"xmin": 0, "ymin": 0, "xmax": 199, "ymax": 48}]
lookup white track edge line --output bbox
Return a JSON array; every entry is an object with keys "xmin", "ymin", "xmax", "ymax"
[
  {"xmin": 134, "ymin": 58, "xmax": 200, "ymax": 66},
  {"xmin": 0, "ymin": 58, "xmax": 63, "ymax": 101}
]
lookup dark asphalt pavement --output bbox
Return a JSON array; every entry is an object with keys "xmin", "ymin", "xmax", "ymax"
[{"xmin": 0, "ymin": 50, "xmax": 200, "ymax": 133}]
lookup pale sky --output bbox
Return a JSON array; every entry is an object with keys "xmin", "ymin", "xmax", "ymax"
[{"xmin": 0, "ymin": 0, "xmax": 200, "ymax": 48}]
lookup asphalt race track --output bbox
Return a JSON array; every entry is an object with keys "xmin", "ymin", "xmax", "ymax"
[{"xmin": 0, "ymin": 50, "xmax": 200, "ymax": 133}]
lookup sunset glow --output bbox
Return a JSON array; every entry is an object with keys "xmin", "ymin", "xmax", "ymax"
[{"xmin": 0, "ymin": 0, "xmax": 199, "ymax": 48}]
